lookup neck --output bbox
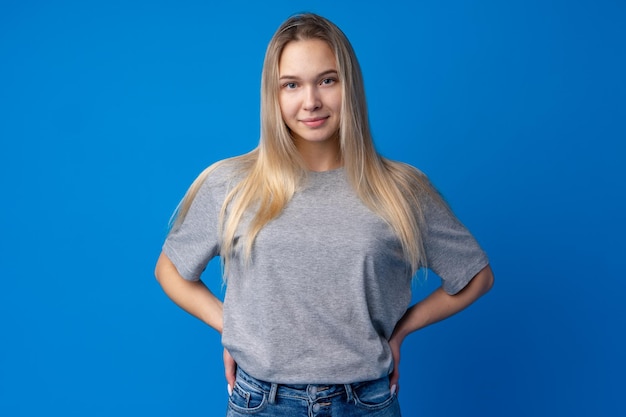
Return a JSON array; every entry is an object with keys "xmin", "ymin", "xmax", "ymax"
[{"xmin": 294, "ymin": 138, "xmax": 342, "ymax": 172}]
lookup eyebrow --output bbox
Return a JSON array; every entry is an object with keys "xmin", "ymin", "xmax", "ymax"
[{"xmin": 279, "ymin": 69, "xmax": 339, "ymax": 81}]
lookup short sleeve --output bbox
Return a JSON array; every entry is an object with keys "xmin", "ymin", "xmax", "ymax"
[
  {"xmin": 421, "ymin": 191, "xmax": 489, "ymax": 295},
  {"xmin": 162, "ymin": 176, "xmax": 222, "ymax": 281}
]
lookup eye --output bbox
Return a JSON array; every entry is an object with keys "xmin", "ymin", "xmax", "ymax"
[
  {"xmin": 283, "ymin": 82, "xmax": 297, "ymax": 89},
  {"xmin": 321, "ymin": 78, "xmax": 336, "ymax": 86}
]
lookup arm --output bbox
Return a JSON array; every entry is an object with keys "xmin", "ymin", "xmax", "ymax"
[
  {"xmin": 154, "ymin": 251, "xmax": 224, "ymax": 332},
  {"xmin": 155, "ymin": 251, "xmax": 237, "ymax": 391},
  {"xmin": 388, "ymin": 264, "xmax": 494, "ymax": 393}
]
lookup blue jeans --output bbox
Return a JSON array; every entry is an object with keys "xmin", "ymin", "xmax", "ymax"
[{"xmin": 226, "ymin": 367, "xmax": 401, "ymax": 416}]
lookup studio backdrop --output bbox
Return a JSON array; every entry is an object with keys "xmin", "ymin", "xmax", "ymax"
[{"xmin": 1, "ymin": 1, "xmax": 624, "ymax": 416}]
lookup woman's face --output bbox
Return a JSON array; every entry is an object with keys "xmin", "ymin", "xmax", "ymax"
[{"xmin": 278, "ymin": 39, "xmax": 342, "ymax": 147}]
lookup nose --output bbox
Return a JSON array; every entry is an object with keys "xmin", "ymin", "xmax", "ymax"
[{"xmin": 303, "ymin": 85, "xmax": 321, "ymax": 111}]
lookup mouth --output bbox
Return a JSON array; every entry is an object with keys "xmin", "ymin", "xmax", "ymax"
[{"xmin": 300, "ymin": 116, "xmax": 329, "ymax": 128}]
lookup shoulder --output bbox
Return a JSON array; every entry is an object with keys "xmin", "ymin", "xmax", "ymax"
[
  {"xmin": 196, "ymin": 154, "xmax": 255, "ymax": 192},
  {"xmin": 382, "ymin": 158, "xmax": 452, "ymax": 217},
  {"xmin": 382, "ymin": 158, "xmax": 438, "ymax": 197},
  {"xmin": 381, "ymin": 158, "xmax": 427, "ymax": 185}
]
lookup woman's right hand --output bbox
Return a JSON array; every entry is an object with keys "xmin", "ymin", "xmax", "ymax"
[{"xmin": 224, "ymin": 348, "xmax": 237, "ymax": 396}]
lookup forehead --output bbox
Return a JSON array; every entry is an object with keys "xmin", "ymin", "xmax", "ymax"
[{"xmin": 278, "ymin": 39, "xmax": 337, "ymax": 74}]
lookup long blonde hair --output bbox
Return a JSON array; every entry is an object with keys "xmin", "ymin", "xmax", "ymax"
[{"xmin": 171, "ymin": 13, "xmax": 442, "ymax": 276}]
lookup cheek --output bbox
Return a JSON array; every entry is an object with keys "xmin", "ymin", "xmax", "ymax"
[
  {"xmin": 332, "ymin": 91, "xmax": 343, "ymax": 112},
  {"xmin": 278, "ymin": 99, "xmax": 296, "ymax": 130},
  {"xmin": 278, "ymin": 95, "xmax": 295, "ymax": 118}
]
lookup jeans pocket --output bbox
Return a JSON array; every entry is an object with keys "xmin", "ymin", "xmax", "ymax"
[
  {"xmin": 228, "ymin": 380, "xmax": 268, "ymax": 414},
  {"xmin": 352, "ymin": 377, "xmax": 397, "ymax": 411}
]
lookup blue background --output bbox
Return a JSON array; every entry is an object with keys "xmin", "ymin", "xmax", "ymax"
[{"xmin": 1, "ymin": 0, "xmax": 624, "ymax": 416}]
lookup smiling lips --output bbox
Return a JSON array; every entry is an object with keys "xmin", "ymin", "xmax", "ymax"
[{"xmin": 300, "ymin": 116, "xmax": 329, "ymax": 128}]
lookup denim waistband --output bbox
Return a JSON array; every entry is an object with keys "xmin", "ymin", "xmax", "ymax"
[{"xmin": 235, "ymin": 367, "xmax": 387, "ymax": 405}]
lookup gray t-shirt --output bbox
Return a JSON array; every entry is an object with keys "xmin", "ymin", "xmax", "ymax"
[{"xmin": 163, "ymin": 161, "xmax": 488, "ymax": 384}]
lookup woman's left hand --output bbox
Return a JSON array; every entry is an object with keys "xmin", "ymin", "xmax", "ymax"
[
  {"xmin": 388, "ymin": 336, "xmax": 401, "ymax": 396},
  {"xmin": 386, "ymin": 265, "xmax": 494, "ymax": 397}
]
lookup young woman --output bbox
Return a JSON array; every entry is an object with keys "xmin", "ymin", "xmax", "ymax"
[{"xmin": 155, "ymin": 13, "xmax": 494, "ymax": 417}]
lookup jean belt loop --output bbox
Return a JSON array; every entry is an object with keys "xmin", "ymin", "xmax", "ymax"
[
  {"xmin": 344, "ymin": 383, "xmax": 355, "ymax": 403},
  {"xmin": 268, "ymin": 383, "xmax": 278, "ymax": 404}
]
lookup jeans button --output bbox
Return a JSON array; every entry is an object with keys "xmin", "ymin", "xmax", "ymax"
[
  {"xmin": 312, "ymin": 403, "xmax": 321, "ymax": 412},
  {"xmin": 309, "ymin": 386, "xmax": 317, "ymax": 396}
]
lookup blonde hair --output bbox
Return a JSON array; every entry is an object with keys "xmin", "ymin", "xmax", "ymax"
[{"xmin": 171, "ymin": 13, "xmax": 442, "ymax": 276}]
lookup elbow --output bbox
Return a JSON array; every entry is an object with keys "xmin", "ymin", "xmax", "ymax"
[
  {"xmin": 154, "ymin": 251, "xmax": 188, "ymax": 288},
  {"xmin": 154, "ymin": 264, "xmax": 162, "ymax": 284},
  {"xmin": 479, "ymin": 264, "xmax": 495, "ymax": 295},
  {"xmin": 154, "ymin": 252, "xmax": 170, "ymax": 285}
]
